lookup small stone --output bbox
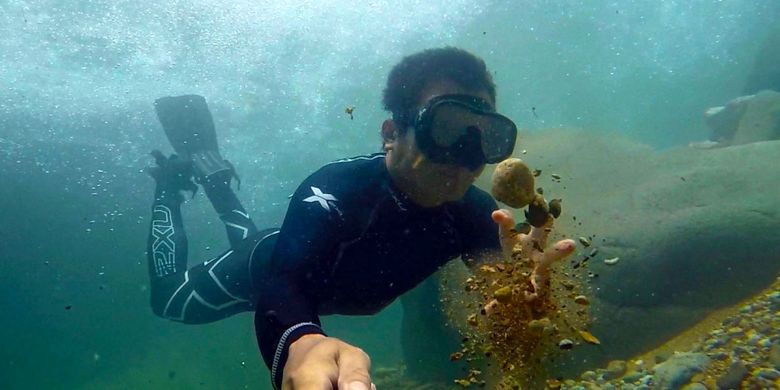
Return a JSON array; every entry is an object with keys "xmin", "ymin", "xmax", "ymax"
[
  {"xmin": 753, "ymin": 368, "xmax": 780, "ymax": 380},
  {"xmin": 704, "ymin": 338, "xmax": 723, "ymax": 351},
  {"xmin": 580, "ymin": 370, "xmax": 597, "ymax": 381},
  {"xmin": 770, "ymin": 342, "xmax": 780, "ymax": 369},
  {"xmin": 578, "ymin": 236, "xmax": 591, "ymax": 247},
  {"xmin": 710, "ymin": 352, "xmax": 728, "ymax": 361},
  {"xmin": 622, "ymin": 371, "xmax": 644, "ymax": 384},
  {"xmin": 680, "ymin": 383, "xmax": 707, "ymax": 390},
  {"xmin": 716, "ymin": 359, "xmax": 748, "ymax": 390},
  {"xmin": 727, "ymin": 327, "xmax": 744, "ymax": 336},
  {"xmin": 604, "ymin": 360, "xmax": 627, "ymax": 380}
]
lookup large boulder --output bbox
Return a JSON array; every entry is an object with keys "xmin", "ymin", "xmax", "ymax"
[
  {"xmin": 401, "ymin": 129, "xmax": 780, "ymax": 379},
  {"xmin": 700, "ymin": 89, "xmax": 780, "ymax": 146}
]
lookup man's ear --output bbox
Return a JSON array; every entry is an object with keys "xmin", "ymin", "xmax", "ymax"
[{"xmin": 381, "ymin": 119, "xmax": 399, "ymax": 150}]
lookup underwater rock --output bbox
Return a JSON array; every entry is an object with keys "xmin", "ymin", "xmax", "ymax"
[
  {"xmin": 699, "ymin": 90, "xmax": 780, "ymax": 147},
  {"xmin": 653, "ymin": 352, "xmax": 710, "ymax": 390},
  {"xmin": 491, "ymin": 158, "xmax": 536, "ymax": 208}
]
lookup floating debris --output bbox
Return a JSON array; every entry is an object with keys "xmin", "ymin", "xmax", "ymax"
[
  {"xmin": 551, "ymin": 173, "xmax": 562, "ymax": 180},
  {"xmin": 604, "ymin": 257, "xmax": 620, "ymax": 265},
  {"xmin": 525, "ymin": 194, "xmax": 550, "ymax": 227},
  {"xmin": 493, "ymin": 286, "xmax": 513, "ymax": 303},
  {"xmin": 450, "ymin": 351, "xmax": 464, "ymax": 361},
  {"xmin": 578, "ymin": 330, "xmax": 601, "ymax": 345},
  {"xmin": 574, "ymin": 295, "xmax": 590, "ymax": 305},
  {"xmin": 559, "ymin": 339, "xmax": 575, "ymax": 350},
  {"xmin": 578, "ymin": 237, "xmax": 591, "ymax": 247},
  {"xmin": 532, "ymin": 169, "xmax": 542, "ymax": 177},
  {"xmin": 528, "ymin": 317, "xmax": 552, "ymax": 332},
  {"xmin": 344, "ymin": 105, "xmax": 355, "ymax": 120},
  {"xmin": 548, "ymin": 198, "xmax": 562, "ymax": 218},
  {"xmin": 589, "ymin": 248, "xmax": 599, "ymax": 257}
]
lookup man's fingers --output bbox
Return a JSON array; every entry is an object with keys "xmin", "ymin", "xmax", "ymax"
[
  {"xmin": 540, "ymin": 239, "xmax": 576, "ymax": 267},
  {"xmin": 491, "ymin": 209, "xmax": 515, "ymax": 231},
  {"xmin": 529, "ymin": 215, "xmax": 554, "ymax": 245},
  {"xmin": 337, "ymin": 346, "xmax": 372, "ymax": 390}
]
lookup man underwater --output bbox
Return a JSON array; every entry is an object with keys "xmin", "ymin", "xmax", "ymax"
[{"xmin": 146, "ymin": 47, "xmax": 576, "ymax": 390}]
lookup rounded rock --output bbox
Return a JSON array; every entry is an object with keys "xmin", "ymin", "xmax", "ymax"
[{"xmin": 491, "ymin": 158, "xmax": 536, "ymax": 208}]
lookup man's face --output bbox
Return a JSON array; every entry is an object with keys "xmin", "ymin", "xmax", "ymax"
[{"xmin": 385, "ymin": 79, "xmax": 493, "ymax": 206}]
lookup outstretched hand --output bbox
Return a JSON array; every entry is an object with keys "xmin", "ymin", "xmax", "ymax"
[
  {"xmin": 491, "ymin": 209, "xmax": 576, "ymax": 301},
  {"xmin": 283, "ymin": 334, "xmax": 376, "ymax": 390}
]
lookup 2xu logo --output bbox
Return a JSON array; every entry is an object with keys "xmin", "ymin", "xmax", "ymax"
[{"xmin": 152, "ymin": 205, "xmax": 176, "ymax": 277}]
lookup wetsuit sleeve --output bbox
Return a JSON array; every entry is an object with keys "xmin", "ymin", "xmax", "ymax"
[
  {"xmin": 458, "ymin": 188, "xmax": 502, "ymax": 266},
  {"xmin": 253, "ymin": 167, "xmax": 348, "ymax": 389}
]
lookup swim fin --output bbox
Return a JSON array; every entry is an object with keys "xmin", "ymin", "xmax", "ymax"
[{"xmin": 154, "ymin": 95, "xmax": 239, "ymax": 186}]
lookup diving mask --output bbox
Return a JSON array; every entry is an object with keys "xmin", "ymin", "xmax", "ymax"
[{"xmin": 409, "ymin": 94, "xmax": 517, "ymax": 170}]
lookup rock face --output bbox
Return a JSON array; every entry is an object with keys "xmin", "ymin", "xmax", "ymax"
[
  {"xmin": 702, "ymin": 90, "xmax": 780, "ymax": 146},
  {"xmin": 400, "ymin": 129, "xmax": 780, "ymax": 379}
]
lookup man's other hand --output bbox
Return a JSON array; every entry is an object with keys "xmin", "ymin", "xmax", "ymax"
[
  {"xmin": 283, "ymin": 334, "xmax": 376, "ymax": 390},
  {"xmin": 491, "ymin": 209, "xmax": 576, "ymax": 300}
]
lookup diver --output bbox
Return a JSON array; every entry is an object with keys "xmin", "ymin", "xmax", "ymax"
[{"xmin": 145, "ymin": 47, "xmax": 576, "ymax": 390}]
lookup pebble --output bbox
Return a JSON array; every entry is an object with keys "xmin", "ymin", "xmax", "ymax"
[
  {"xmin": 770, "ymin": 342, "xmax": 780, "ymax": 369},
  {"xmin": 622, "ymin": 371, "xmax": 644, "ymax": 384},
  {"xmin": 754, "ymin": 367, "xmax": 780, "ymax": 380},
  {"xmin": 680, "ymin": 383, "xmax": 707, "ymax": 390},
  {"xmin": 604, "ymin": 360, "xmax": 627, "ymax": 380},
  {"xmin": 580, "ymin": 370, "xmax": 596, "ymax": 381},
  {"xmin": 716, "ymin": 359, "xmax": 747, "ymax": 390},
  {"xmin": 727, "ymin": 327, "xmax": 744, "ymax": 336},
  {"xmin": 704, "ymin": 338, "xmax": 723, "ymax": 350}
]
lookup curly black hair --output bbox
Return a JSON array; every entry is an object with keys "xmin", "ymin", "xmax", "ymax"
[{"xmin": 382, "ymin": 47, "xmax": 496, "ymax": 131}]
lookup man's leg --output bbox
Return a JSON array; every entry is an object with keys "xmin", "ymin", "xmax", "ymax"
[
  {"xmin": 199, "ymin": 169, "xmax": 259, "ymax": 248},
  {"xmin": 146, "ymin": 152, "xmax": 258, "ymax": 324}
]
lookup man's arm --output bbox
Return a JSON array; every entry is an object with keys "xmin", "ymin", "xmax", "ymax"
[{"xmin": 253, "ymin": 165, "xmax": 374, "ymax": 390}]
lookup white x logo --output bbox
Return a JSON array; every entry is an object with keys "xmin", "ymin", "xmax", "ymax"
[{"xmin": 303, "ymin": 186, "xmax": 338, "ymax": 211}]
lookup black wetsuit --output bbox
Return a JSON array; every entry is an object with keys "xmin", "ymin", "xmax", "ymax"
[{"xmin": 147, "ymin": 153, "xmax": 500, "ymax": 389}]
